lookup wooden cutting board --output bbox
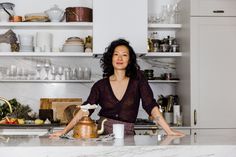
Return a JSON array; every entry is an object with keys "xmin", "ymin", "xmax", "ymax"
[
  {"xmin": 40, "ymin": 98, "xmax": 82, "ymax": 109},
  {"xmin": 51, "ymin": 101, "xmax": 82, "ymax": 124},
  {"xmin": 40, "ymin": 98, "xmax": 82, "ymax": 123}
]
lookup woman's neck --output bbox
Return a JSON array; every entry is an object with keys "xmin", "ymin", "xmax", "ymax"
[{"xmin": 111, "ymin": 70, "xmax": 127, "ymax": 81}]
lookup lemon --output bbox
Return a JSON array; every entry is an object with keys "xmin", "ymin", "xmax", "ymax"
[
  {"xmin": 35, "ymin": 119, "xmax": 44, "ymax": 125},
  {"xmin": 17, "ymin": 119, "xmax": 25, "ymax": 125}
]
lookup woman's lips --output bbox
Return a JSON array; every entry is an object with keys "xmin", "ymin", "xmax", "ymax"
[{"xmin": 116, "ymin": 62, "xmax": 123, "ymax": 64}]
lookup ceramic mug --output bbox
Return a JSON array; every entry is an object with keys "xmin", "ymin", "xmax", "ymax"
[{"xmin": 113, "ymin": 124, "xmax": 124, "ymax": 139}]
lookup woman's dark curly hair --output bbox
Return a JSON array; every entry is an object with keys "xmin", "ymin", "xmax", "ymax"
[{"xmin": 100, "ymin": 39, "xmax": 140, "ymax": 78}]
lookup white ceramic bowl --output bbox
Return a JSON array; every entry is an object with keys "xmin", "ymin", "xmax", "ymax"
[
  {"xmin": 20, "ymin": 45, "xmax": 34, "ymax": 52},
  {"xmin": 0, "ymin": 43, "xmax": 11, "ymax": 52},
  {"xmin": 45, "ymin": 5, "xmax": 64, "ymax": 22},
  {"xmin": 62, "ymin": 44, "xmax": 84, "ymax": 52}
]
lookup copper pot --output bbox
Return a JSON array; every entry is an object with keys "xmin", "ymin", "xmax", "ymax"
[
  {"xmin": 65, "ymin": 7, "xmax": 92, "ymax": 22},
  {"xmin": 73, "ymin": 116, "xmax": 107, "ymax": 139},
  {"xmin": 9, "ymin": 16, "xmax": 22, "ymax": 22}
]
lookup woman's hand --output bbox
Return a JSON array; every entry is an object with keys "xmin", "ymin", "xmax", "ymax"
[
  {"xmin": 49, "ymin": 107, "xmax": 87, "ymax": 139},
  {"xmin": 49, "ymin": 130, "xmax": 65, "ymax": 138},
  {"xmin": 160, "ymin": 134, "xmax": 185, "ymax": 145},
  {"xmin": 166, "ymin": 129, "xmax": 185, "ymax": 136}
]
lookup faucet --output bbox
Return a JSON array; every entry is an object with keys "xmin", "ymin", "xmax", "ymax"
[{"xmin": 0, "ymin": 97, "xmax": 12, "ymax": 113}]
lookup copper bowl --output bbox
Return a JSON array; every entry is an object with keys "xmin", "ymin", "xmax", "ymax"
[
  {"xmin": 9, "ymin": 16, "xmax": 22, "ymax": 22},
  {"xmin": 65, "ymin": 7, "xmax": 92, "ymax": 22}
]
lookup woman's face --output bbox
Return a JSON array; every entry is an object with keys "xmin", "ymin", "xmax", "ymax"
[{"xmin": 112, "ymin": 45, "xmax": 130, "ymax": 70}]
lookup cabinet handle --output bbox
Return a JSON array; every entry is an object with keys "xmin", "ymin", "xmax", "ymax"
[
  {"xmin": 213, "ymin": 10, "xmax": 224, "ymax": 13},
  {"xmin": 194, "ymin": 109, "xmax": 197, "ymax": 125}
]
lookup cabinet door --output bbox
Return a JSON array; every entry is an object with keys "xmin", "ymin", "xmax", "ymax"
[
  {"xmin": 93, "ymin": 0, "xmax": 147, "ymax": 54},
  {"xmin": 191, "ymin": 17, "xmax": 236, "ymax": 128},
  {"xmin": 191, "ymin": 0, "xmax": 236, "ymax": 16}
]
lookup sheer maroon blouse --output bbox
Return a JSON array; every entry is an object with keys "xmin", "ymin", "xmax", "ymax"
[{"xmin": 82, "ymin": 70, "xmax": 158, "ymax": 123}]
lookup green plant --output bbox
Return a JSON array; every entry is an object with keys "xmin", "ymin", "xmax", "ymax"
[{"xmin": 0, "ymin": 98, "xmax": 33, "ymax": 120}]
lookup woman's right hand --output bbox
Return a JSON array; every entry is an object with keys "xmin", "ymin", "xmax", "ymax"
[{"xmin": 49, "ymin": 130, "xmax": 65, "ymax": 138}]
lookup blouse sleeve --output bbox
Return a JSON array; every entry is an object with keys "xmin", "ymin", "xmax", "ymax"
[
  {"xmin": 138, "ymin": 71, "xmax": 158, "ymax": 115},
  {"xmin": 81, "ymin": 81, "xmax": 100, "ymax": 115}
]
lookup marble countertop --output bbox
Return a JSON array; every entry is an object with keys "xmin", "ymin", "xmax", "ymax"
[{"xmin": 1, "ymin": 129, "xmax": 236, "ymax": 157}]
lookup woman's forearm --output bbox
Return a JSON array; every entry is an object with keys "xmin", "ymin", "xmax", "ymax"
[
  {"xmin": 62, "ymin": 109, "xmax": 89, "ymax": 134},
  {"xmin": 151, "ymin": 106, "xmax": 172, "ymax": 134}
]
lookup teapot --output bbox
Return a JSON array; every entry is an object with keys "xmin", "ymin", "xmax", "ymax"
[
  {"xmin": 73, "ymin": 104, "xmax": 107, "ymax": 138},
  {"xmin": 73, "ymin": 116, "xmax": 107, "ymax": 138},
  {"xmin": 45, "ymin": 5, "xmax": 64, "ymax": 22}
]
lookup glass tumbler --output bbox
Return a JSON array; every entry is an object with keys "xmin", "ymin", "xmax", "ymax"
[
  {"xmin": 77, "ymin": 67, "xmax": 84, "ymax": 80},
  {"xmin": 83, "ymin": 67, "xmax": 91, "ymax": 80}
]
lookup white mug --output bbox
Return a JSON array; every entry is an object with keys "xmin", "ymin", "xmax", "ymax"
[{"xmin": 113, "ymin": 124, "xmax": 124, "ymax": 139}]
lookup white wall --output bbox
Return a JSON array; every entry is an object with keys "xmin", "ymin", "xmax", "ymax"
[{"xmin": 0, "ymin": 0, "xmax": 178, "ymax": 120}]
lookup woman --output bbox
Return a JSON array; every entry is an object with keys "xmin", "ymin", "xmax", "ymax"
[{"xmin": 50, "ymin": 39, "xmax": 184, "ymax": 137}]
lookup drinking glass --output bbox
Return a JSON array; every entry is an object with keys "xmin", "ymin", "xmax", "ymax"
[
  {"xmin": 77, "ymin": 67, "xmax": 84, "ymax": 80},
  {"xmin": 71, "ymin": 68, "xmax": 78, "ymax": 80},
  {"xmin": 64, "ymin": 67, "xmax": 72, "ymax": 80},
  {"xmin": 57, "ymin": 66, "xmax": 64, "ymax": 80}
]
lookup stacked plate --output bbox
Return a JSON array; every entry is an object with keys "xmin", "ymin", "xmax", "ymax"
[{"xmin": 62, "ymin": 37, "xmax": 84, "ymax": 52}]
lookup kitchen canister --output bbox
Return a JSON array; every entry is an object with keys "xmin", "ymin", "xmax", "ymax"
[
  {"xmin": 164, "ymin": 112, "xmax": 173, "ymax": 124},
  {"xmin": 173, "ymin": 105, "xmax": 180, "ymax": 125}
]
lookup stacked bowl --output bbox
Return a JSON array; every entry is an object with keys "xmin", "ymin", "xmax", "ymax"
[
  {"xmin": 18, "ymin": 34, "xmax": 34, "ymax": 52},
  {"xmin": 62, "ymin": 37, "xmax": 84, "ymax": 52}
]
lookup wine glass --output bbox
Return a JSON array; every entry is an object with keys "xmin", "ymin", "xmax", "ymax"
[
  {"xmin": 57, "ymin": 66, "xmax": 64, "ymax": 80},
  {"xmin": 36, "ymin": 63, "xmax": 42, "ymax": 80},
  {"xmin": 22, "ymin": 69, "xmax": 29, "ymax": 80},
  {"xmin": 77, "ymin": 67, "xmax": 84, "ymax": 80},
  {"xmin": 83, "ymin": 67, "xmax": 91, "ymax": 80},
  {"xmin": 160, "ymin": 5, "xmax": 169, "ymax": 23},
  {"xmin": 173, "ymin": 1, "xmax": 180, "ymax": 24},
  {"xmin": 50, "ymin": 66, "xmax": 57, "ymax": 80},
  {"xmin": 44, "ymin": 60, "xmax": 51, "ymax": 80},
  {"xmin": 9, "ymin": 65, "xmax": 17, "ymax": 80},
  {"xmin": 17, "ymin": 68, "xmax": 23, "ymax": 80}
]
